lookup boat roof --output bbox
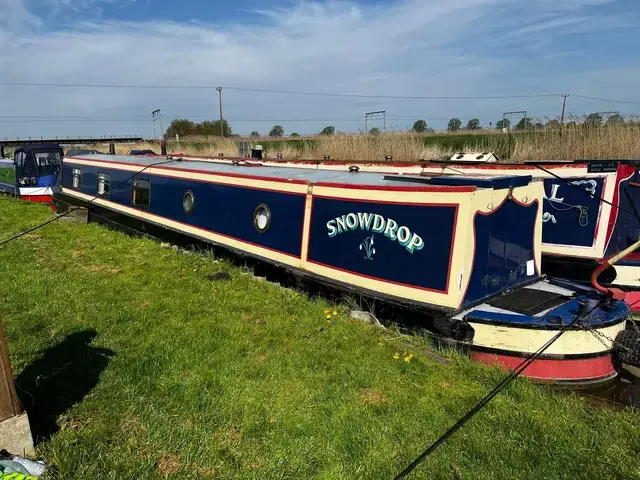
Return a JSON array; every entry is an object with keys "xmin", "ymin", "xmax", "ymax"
[
  {"xmin": 16, "ymin": 143, "xmax": 63, "ymax": 152},
  {"xmin": 221, "ymin": 156, "xmax": 640, "ymax": 168},
  {"xmin": 68, "ymin": 154, "xmax": 535, "ymax": 191}
]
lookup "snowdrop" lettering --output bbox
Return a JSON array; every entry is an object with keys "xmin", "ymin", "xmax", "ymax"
[{"xmin": 326, "ymin": 213, "xmax": 424, "ymax": 254}]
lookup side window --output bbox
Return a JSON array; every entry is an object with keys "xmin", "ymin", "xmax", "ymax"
[
  {"xmin": 97, "ymin": 172, "xmax": 110, "ymax": 196},
  {"xmin": 132, "ymin": 178, "xmax": 150, "ymax": 209},
  {"xmin": 15, "ymin": 152, "xmax": 26, "ymax": 168},
  {"xmin": 72, "ymin": 168, "xmax": 82, "ymax": 189}
]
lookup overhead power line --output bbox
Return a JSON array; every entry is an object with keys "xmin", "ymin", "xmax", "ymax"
[
  {"xmin": 572, "ymin": 95, "xmax": 640, "ymax": 106},
  {"xmin": 2, "ymin": 82, "xmax": 640, "ymax": 105},
  {"xmin": 226, "ymin": 87, "xmax": 562, "ymax": 100},
  {"xmin": 0, "ymin": 81, "xmax": 561, "ymax": 100}
]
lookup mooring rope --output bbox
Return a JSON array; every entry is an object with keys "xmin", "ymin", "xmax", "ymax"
[{"xmin": 394, "ymin": 299, "xmax": 604, "ymax": 479}]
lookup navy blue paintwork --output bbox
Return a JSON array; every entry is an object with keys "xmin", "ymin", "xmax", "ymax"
[
  {"xmin": 465, "ymin": 295, "xmax": 628, "ymax": 328},
  {"xmin": 62, "ymin": 163, "xmax": 306, "ymax": 258},
  {"xmin": 35, "ymin": 174, "xmax": 56, "ymax": 188},
  {"xmin": 541, "ymin": 177, "xmax": 604, "ymax": 248},
  {"xmin": 307, "ymin": 197, "xmax": 456, "ymax": 292},
  {"xmin": 463, "ymin": 199, "xmax": 539, "ymax": 306},
  {"xmin": 430, "ymin": 175, "xmax": 532, "ymax": 189},
  {"xmin": 0, "ymin": 181, "xmax": 14, "ymax": 194},
  {"xmin": 604, "ymin": 169, "xmax": 640, "ymax": 261}
]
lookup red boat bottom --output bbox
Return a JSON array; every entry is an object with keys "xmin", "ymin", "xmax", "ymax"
[
  {"xmin": 21, "ymin": 195, "xmax": 53, "ymax": 203},
  {"xmin": 471, "ymin": 351, "xmax": 616, "ymax": 384}
]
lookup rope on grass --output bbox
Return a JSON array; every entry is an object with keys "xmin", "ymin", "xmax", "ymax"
[{"xmin": 394, "ymin": 299, "xmax": 604, "ymax": 480}]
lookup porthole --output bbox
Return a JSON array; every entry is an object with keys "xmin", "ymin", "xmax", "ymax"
[
  {"xmin": 253, "ymin": 204, "xmax": 271, "ymax": 233},
  {"xmin": 183, "ymin": 190, "xmax": 195, "ymax": 214}
]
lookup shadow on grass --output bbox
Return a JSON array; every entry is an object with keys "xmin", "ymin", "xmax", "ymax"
[{"xmin": 15, "ymin": 330, "xmax": 114, "ymax": 443}]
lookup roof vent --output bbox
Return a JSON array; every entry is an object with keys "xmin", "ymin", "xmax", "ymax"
[{"xmin": 450, "ymin": 152, "xmax": 499, "ymax": 163}]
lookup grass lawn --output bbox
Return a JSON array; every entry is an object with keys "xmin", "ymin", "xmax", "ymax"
[
  {"xmin": 0, "ymin": 166, "xmax": 15, "ymax": 185},
  {"xmin": 0, "ymin": 197, "xmax": 639, "ymax": 479}
]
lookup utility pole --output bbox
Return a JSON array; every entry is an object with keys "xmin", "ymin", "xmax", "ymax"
[
  {"xmin": 365, "ymin": 111, "xmax": 386, "ymax": 133},
  {"xmin": 560, "ymin": 94, "xmax": 569, "ymax": 123},
  {"xmin": 216, "ymin": 87, "xmax": 224, "ymax": 137},
  {"xmin": 152, "ymin": 109, "xmax": 161, "ymax": 138}
]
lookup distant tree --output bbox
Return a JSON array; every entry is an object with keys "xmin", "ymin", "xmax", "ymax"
[
  {"xmin": 216, "ymin": 120, "xmax": 232, "ymax": 136},
  {"xmin": 447, "ymin": 118, "xmax": 462, "ymax": 132},
  {"xmin": 466, "ymin": 118, "xmax": 481, "ymax": 130},
  {"xmin": 412, "ymin": 119, "xmax": 428, "ymax": 133},
  {"xmin": 166, "ymin": 118, "xmax": 196, "ymax": 138},
  {"xmin": 289, "ymin": 132, "xmax": 300, "ymax": 137},
  {"xmin": 565, "ymin": 121, "xmax": 578, "ymax": 128},
  {"xmin": 534, "ymin": 122, "xmax": 544, "ymax": 130},
  {"xmin": 369, "ymin": 127, "xmax": 381, "ymax": 135},
  {"xmin": 495, "ymin": 119, "xmax": 511, "ymax": 130},
  {"xmin": 320, "ymin": 126, "xmax": 335, "ymax": 136},
  {"xmin": 584, "ymin": 113, "xmax": 603, "ymax": 127},
  {"xmin": 606, "ymin": 113, "xmax": 625, "ymax": 126},
  {"xmin": 545, "ymin": 119, "xmax": 561, "ymax": 129},
  {"xmin": 269, "ymin": 125, "xmax": 285, "ymax": 137},
  {"xmin": 250, "ymin": 131, "xmax": 260, "ymax": 138},
  {"xmin": 192, "ymin": 119, "xmax": 232, "ymax": 136},
  {"xmin": 514, "ymin": 117, "xmax": 533, "ymax": 130}
]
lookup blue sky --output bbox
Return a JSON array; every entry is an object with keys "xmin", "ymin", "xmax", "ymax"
[{"xmin": 1, "ymin": 0, "xmax": 639, "ymax": 138}]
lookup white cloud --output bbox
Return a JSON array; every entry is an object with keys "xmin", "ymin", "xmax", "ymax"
[
  {"xmin": 0, "ymin": 0, "xmax": 41, "ymax": 30},
  {"xmin": 1, "ymin": 0, "xmax": 639, "ymax": 138}
]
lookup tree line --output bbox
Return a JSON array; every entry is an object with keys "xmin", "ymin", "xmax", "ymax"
[{"xmin": 165, "ymin": 112, "xmax": 633, "ymax": 139}]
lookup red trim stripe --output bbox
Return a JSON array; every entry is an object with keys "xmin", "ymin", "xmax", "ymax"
[
  {"xmin": 305, "ymin": 201, "xmax": 459, "ymax": 295},
  {"xmin": 604, "ymin": 165, "xmax": 636, "ymax": 252},
  {"xmin": 21, "ymin": 195, "xmax": 53, "ymax": 203},
  {"xmin": 69, "ymin": 156, "xmax": 310, "ymax": 186},
  {"xmin": 471, "ymin": 351, "xmax": 616, "ymax": 382},
  {"xmin": 306, "ymin": 259, "xmax": 450, "ymax": 294},
  {"xmin": 313, "ymin": 182, "xmax": 476, "ymax": 193}
]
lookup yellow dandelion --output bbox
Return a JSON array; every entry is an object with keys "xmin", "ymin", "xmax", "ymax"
[
  {"xmin": 332, "ymin": 310, "xmax": 337, "ymax": 315},
  {"xmin": 393, "ymin": 353, "xmax": 400, "ymax": 360},
  {"xmin": 326, "ymin": 314, "xmax": 332, "ymax": 319},
  {"xmin": 324, "ymin": 309, "xmax": 330, "ymax": 314}
]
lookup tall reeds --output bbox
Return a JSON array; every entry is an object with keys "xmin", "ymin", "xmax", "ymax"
[{"xmin": 92, "ymin": 124, "xmax": 640, "ymax": 163}]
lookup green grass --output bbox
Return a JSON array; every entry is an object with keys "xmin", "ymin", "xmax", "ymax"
[
  {"xmin": 0, "ymin": 166, "xmax": 15, "ymax": 185},
  {"xmin": 0, "ymin": 197, "xmax": 639, "ymax": 479}
]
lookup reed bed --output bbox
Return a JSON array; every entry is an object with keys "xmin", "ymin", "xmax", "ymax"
[{"xmin": 92, "ymin": 124, "xmax": 640, "ymax": 163}]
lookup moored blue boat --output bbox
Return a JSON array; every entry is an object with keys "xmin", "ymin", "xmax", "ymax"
[
  {"xmin": 53, "ymin": 153, "xmax": 632, "ymax": 385},
  {"xmin": 207, "ymin": 155, "xmax": 640, "ymax": 304},
  {"xmin": 0, "ymin": 144, "xmax": 62, "ymax": 205}
]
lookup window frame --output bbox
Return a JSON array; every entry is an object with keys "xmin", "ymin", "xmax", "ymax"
[
  {"xmin": 182, "ymin": 190, "xmax": 195, "ymax": 215},
  {"xmin": 72, "ymin": 168, "xmax": 82, "ymax": 189},
  {"xmin": 97, "ymin": 172, "xmax": 111, "ymax": 197},
  {"xmin": 253, "ymin": 203, "xmax": 272, "ymax": 233},
  {"xmin": 131, "ymin": 177, "xmax": 151, "ymax": 209}
]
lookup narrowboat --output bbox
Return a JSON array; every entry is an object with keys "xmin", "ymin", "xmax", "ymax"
[
  {"xmin": 188, "ymin": 154, "xmax": 640, "ymax": 300},
  {"xmin": 53, "ymin": 154, "xmax": 633, "ymax": 385},
  {"xmin": 0, "ymin": 143, "xmax": 63, "ymax": 204}
]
